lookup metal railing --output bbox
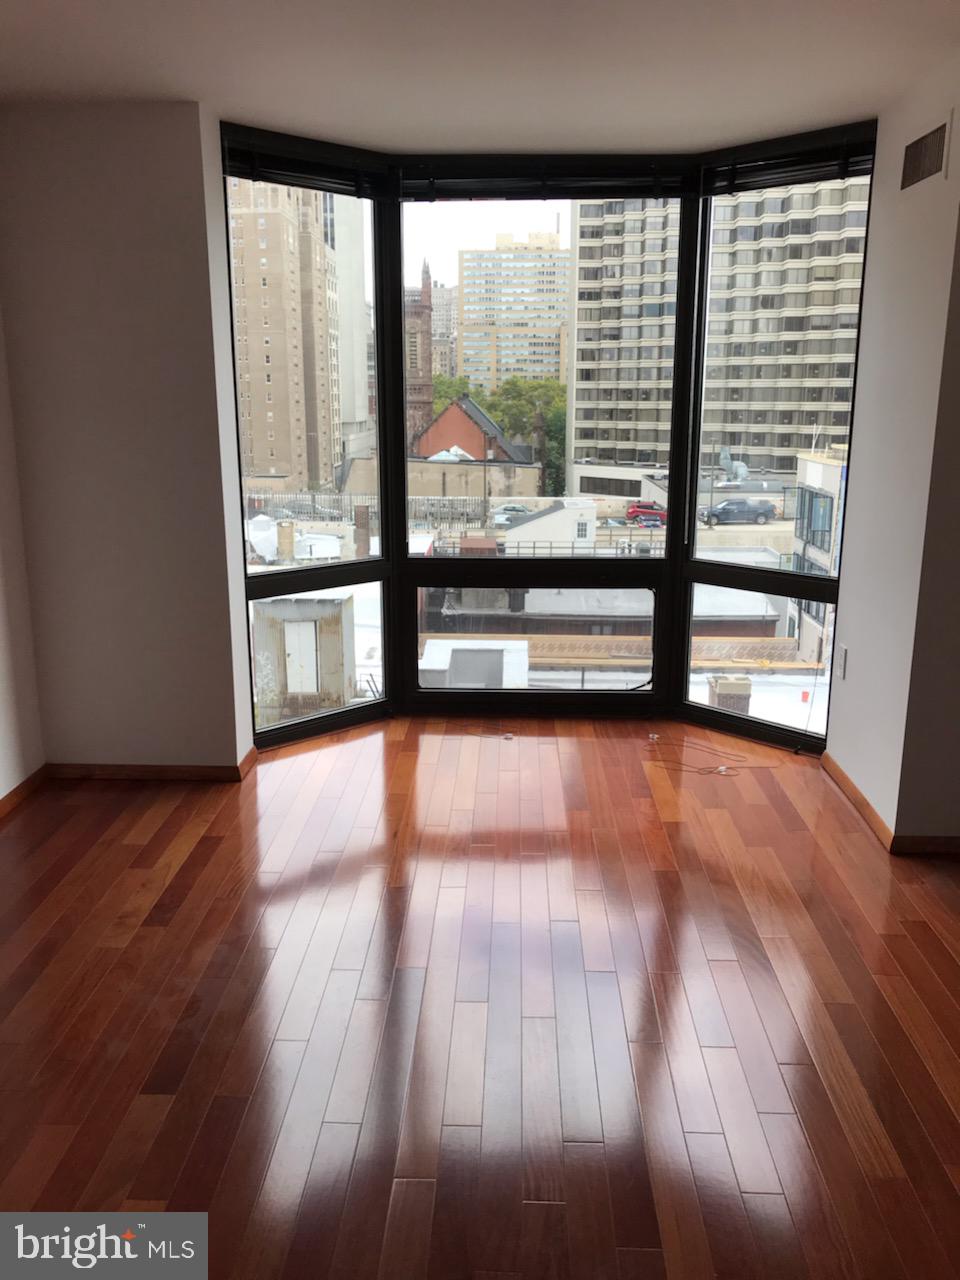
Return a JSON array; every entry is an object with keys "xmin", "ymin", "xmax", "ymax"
[{"xmin": 430, "ymin": 533, "xmax": 667, "ymax": 558}]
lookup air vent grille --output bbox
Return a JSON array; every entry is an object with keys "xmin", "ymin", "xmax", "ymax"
[{"xmin": 901, "ymin": 123, "xmax": 947, "ymax": 189}]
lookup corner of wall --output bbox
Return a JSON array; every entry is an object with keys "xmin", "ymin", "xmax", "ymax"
[
  {"xmin": 197, "ymin": 103, "xmax": 255, "ymax": 764},
  {"xmin": 0, "ymin": 303, "xmax": 44, "ymax": 800}
]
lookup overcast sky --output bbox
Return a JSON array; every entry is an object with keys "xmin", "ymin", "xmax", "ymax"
[{"xmin": 401, "ymin": 199, "xmax": 571, "ymax": 289}]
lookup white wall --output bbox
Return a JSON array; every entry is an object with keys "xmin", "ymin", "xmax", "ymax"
[
  {"xmin": 827, "ymin": 53, "xmax": 960, "ymax": 832},
  {"xmin": 0, "ymin": 308, "xmax": 44, "ymax": 796},
  {"xmin": 0, "ymin": 102, "xmax": 252, "ymax": 768},
  {"xmin": 896, "ymin": 215, "xmax": 960, "ymax": 836}
]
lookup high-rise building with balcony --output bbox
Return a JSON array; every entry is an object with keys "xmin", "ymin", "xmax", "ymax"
[
  {"xmin": 457, "ymin": 232, "xmax": 569, "ymax": 392},
  {"xmin": 566, "ymin": 181, "xmax": 869, "ymax": 502},
  {"xmin": 565, "ymin": 198, "xmax": 679, "ymax": 499}
]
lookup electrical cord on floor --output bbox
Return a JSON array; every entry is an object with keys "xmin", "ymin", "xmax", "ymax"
[{"xmin": 642, "ymin": 734, "xmax": 783, "ymax": 776}]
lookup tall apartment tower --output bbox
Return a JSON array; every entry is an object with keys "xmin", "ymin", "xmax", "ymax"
[
  {"xmin": 565, "ymin": 198, "xmax": 679, "ymax": 499},
  {"xmin": 458, "ymin": 232, "xmax": 569, "ymax": 392},
  {"xmin": 566, "ymin": 181, "xmax": 869, "ymax": 501},
  {"xmin": 228, "ymin": 178, "xmax": 342, "ymax": 493},
  {"xmin": 700, "ymin": 181, "xmax": 868, "ymax": 473},
  {"xmin": 404, "ymin": 260, "xmax": 433, "ymax": 444}
]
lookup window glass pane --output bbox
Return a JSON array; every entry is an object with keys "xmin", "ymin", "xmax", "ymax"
[
  {"xmin": 687, "ymin": 584, "xmax": 834, "ymax": 734},
  {"xmin": 694, "ymin": 177, "xmax": 867, "ymax": 576},
  {"xmin": 418, "ymin": 587, "xmax": 653, "ymax": 690},
  {"xmin": 228, "ymin": 179, "xmax": 379, "ymax": 573},
  {"xmin": 250, "ymin": 584, "xmax": 383, "ymax": 730},
  {"xmin": 402, "ymin": 198, "xmax": 679, "ymax": 558}
]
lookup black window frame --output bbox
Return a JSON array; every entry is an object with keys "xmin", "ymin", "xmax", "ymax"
[{"xmin": 222, "ymin": 120, "xmax": 874, "ymax": 752}]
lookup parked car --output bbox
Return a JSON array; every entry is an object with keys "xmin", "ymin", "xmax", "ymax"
[
  {"xmin": 626, "ymin": 500, "xmax": 667, "ymax": 526},
  {"xmin": 492, "ymin": 503, "xmax": 530, "ymax": 515},
  {"xmin": 698, "ymin": 498, "xmax": 778, "ymax": 526},
  {"xmin": 602, "ymin": 516, "xmax": 628, "ymax": 528}
]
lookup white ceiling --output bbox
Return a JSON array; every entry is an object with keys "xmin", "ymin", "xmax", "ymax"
[{"xmin": 2, "ymin": 0, "xmax": 960, "ymax": 153}]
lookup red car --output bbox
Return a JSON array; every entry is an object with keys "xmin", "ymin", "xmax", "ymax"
[{"xmin": 626, "ymin": 500, "xmax": 668, "ymax": 526}]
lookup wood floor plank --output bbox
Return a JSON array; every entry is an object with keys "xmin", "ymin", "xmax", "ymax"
[
  {"xmin": 782, "ymin": 1063, "xmax": 909, "ymax": 1280},
  {"xmin": 395, "ymin": 886, "xmax": 465, "ymax": 1178},
  {"xmin": 428, "ymin": 1125, "xmax": 480, "ymax": 1280},
  {"xmin": 586, "ymin": 971, "xmax": 659, "ymax": 1248},
  {"xmin": 651, "ymin": 970, "xmax": 722, "ymax": 1135},
  {"xmin": 563, "ymin": 1142, "xmax": 618, "ymax": 1280},
  {"xmin": 701, "ymin": 1046, "xmax": 781, "ymax": 1194},
  {"xmin": 551, "ymin": 921, "xmax": 602, "ymax": 1142},
  {"xmin": 630, "ymin": 1042, "xmax": 710, "ymax": 1280},
  {"xmin": 521, "ymin": 1016, "xmax": 564, "ymax": 1202},
  {"xmin": 685, "ymin": 1131, "xmax": 762, "ymax": 1280},
  {"xmin": 377, "ymin": 1178, "xmax": 436, "ymax": 1280},
  {"xmin": 520, "ymin": 1199, "xmax": 571, "ymax": 1280},
  {"xmin": 328, "ymin": 966, "xmax": 427, "ymax": 1280},
  {"xmin": 473, "ymin": 921, "xmax": 523, "ymax": 1275},
  {"xmin": 742, "ymin": 1192, "xmax": 811, "ymax": 1280}
]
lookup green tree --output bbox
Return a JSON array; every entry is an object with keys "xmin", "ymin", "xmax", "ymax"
[
  {"xmin": 484, "ymin": 377, "xmax": 568, "ymax": 496},
  {"xmin": 432, "ymin": 374, "xmax": 474, "ymax": 418},
  {"xmin": 540, "ymin": 410, "xmax": 567, "ymax": 498},
  {"xmin": 484, "ymin": 377, "xmax": 565, "ymax": 440}
]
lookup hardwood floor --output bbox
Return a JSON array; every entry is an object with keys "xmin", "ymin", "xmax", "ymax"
[{"xmin": 1, "ymin": 716, "xmax": 960, "ymax": 1279}]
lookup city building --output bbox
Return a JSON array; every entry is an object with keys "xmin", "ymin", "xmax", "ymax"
[
  {"xmin": 404, "ymin": 260, "xmax": 433, "ymax": 442},
  {"xmin": 565, "ymin": 197, "xmax": 679, "ymax": 500},
  {"xmin": 458, "ymin": 232, "xmax": 569, "ymax": 391},
  {"xmin": 431, "ymin": 280, "xmax": 458, "ymax": 376},
  {"xmin": 431, "ymin": 336, "xmax": 456, "ymax": 377},
  {"xmin": 406, "ymin": 456, "xmax": 541, "ymax": 501},
  {"xmin": 228, "ymin": 177, "xmax": 342, "ymax": 492},
  {"xmin": 412, "ymin": 395, "xmax": 532, "ymax": 464},
  {"xmin": 333, "ymin": 196, "xmax": 376, "ymax": 461},
  {"xmin": 566, "ymin": 181, "xmax": 869, "ymax": 502},
  {"xmin": 788, "ymin": 443, "xmax": 847, "ymax": 661}
]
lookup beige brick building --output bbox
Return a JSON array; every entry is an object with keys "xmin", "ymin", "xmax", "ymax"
[
  {"xmin": 227, "ymin": 178, "xmax": 342, "ymax": 492},
  {"xmin": 458, "ymin": 232, "xmax": 569, "ymax": 392}
]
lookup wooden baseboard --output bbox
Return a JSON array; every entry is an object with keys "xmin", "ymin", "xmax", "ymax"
[
  {"xmin": 821, "ymin": 751, "xmax": 894, "ymax": 850},
  {"xmin": 821, "ymin": 752, "xmax": 960, "ymax": 856},
  {"xmin": 0, "ymin": 763, "xmax": 49, "ymax": 822},
  {"xmin": 0, "ymin": 748, "xmax": 260, "ymax": 821},
  {"xmin": 47, "ymin": 754, "xmax": 257, "ymax": 784},
  {"xmin": 890, "ymin": 834, "xmax": 960, "ymax": 856}
]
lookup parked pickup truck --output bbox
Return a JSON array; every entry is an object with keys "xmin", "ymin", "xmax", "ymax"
[{"xmin": 698, "ymin": 498, "xmax": 779, "ymax": 526}]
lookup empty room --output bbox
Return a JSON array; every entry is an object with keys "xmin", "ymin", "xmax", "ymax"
[{"xmin": 0, "ymin": 2, "xmax": 959, "ymax": 1276}]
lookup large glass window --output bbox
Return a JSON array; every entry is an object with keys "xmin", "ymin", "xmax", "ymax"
[
  {"xmin": 693, "ymin": 178, "xmax": 867, "ymax": 577},
  {"xmin": 418, "ymin": 587, "xmax": 653, "ymax": 691},
  {"xmin": 225, "ymin": 124, "xmax": 872, "ymax": 748},
  {"xmin": 228, "ymin": 178, "xmax": 380, "ymax": 572},
  {"xmin": 687, "ymin": 584, "xmax": 834, "ymax": 735},
  {"xmin": 402, "ymin": 198, "xmax": 679, "ymax": 558}
]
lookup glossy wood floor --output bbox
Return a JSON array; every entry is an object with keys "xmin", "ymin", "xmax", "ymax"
[{"xmin": 3, "ymin": 718, "xmax": 960, "ymax": 1279}]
